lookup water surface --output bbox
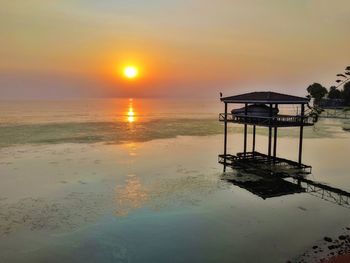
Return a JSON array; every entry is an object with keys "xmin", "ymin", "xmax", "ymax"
[{"xmin": 0, "ymin": 99, "xmax": 350, "ymax": 263}]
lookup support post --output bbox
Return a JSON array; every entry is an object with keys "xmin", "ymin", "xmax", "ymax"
[
  {"xmin": 298, "ymin": 104, "xmax": 305, "ymax": 166},
  {"xmin": 273, "ymin": 127, "xmax": 277, "ymax": 162},
  {"xmin": 268, "ymin": 103, "xmax": 272, "ymax": 160},
  {"xmin": 273, "ymin": 104, "xmax": 278, "ymax": 163},
  {"xmin": 223, "ymin": 102, "xmax": 228, "ymax": 172},
  {"xmin": 297, "ymin": 179, "xmax": 301, "ymax": 187},
  {"xmin": 252, "ymin": 125, "xmax": 256, "ymax": 154},
  {"xmin": 244, "ymin": 103, "xmax": 248, "ymax": 157}
]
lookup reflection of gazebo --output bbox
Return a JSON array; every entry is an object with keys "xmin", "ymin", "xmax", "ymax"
[
  {"xmin": 222, "ymin": 170, "xmax": 350, "ymax": 208},
  {"xmin": 224, "ymin": 173, "xmax": 305, "ymax": 199},
  {"xmin": 218, "ymin": 91, "xmax": 314, "ymax": 173}
]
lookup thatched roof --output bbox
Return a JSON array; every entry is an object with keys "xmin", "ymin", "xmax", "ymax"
[{"xmin": 221, "ymin": 91, "xmax": 309, "ymax": 104}]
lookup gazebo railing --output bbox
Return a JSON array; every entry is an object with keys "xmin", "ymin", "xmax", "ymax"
[{"xmin": 219, "ymin": 113, "xmax": 314, "ymax": 126}]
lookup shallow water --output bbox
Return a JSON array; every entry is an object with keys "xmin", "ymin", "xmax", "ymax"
[{"xmin": 0, "ymin": 99, "xmax": 350, "ymax": 263}]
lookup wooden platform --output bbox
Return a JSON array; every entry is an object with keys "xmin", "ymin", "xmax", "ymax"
[
  {"xmin": 218, "ymin": 151, "xmax": 312, "ymax": 175},
  {"xmin": 219, "ymin": 113, "xmax": 314, "ymax": 127}
]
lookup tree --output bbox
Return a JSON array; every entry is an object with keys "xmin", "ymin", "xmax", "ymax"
[
  {"xmin": 336, "ymin": 66, "xmax": 350, "ymax": 88},
  {"xmin": 307, "ymin": 83, "xmax": 328, "ymax": 105},
  {"xmin": 343, "ymin": 82, "xmax": 350, "ymax": 105},
  {"xmin": 335, "ymin": 66, "xmax": 350, "ymax": 105},
  {"xmin": 328, "ymin": 86, "xmax": 342, "ymax": 99}
]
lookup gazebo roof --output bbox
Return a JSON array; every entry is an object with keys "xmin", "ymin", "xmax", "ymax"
[{"xmin": 221, "ymin": 91, "xmax": 309, "ymax": 104}]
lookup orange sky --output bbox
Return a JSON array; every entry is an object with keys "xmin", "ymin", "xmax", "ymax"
[{"xmin": 0, "ymin": 0, "xmax": 349, "ymax": 99}]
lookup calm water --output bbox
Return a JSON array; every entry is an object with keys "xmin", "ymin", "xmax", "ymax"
[{"xmin": 0, "ymin": 99, "xmax": 350, "ymax": 263}]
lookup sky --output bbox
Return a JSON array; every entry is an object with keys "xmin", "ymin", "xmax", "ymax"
[{"xmin": 0, "ymin": 0, "xmax": 349, "ymax": 99}]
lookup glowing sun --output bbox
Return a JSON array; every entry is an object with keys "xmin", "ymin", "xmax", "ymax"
[{"xmin": 123, "ymin": 66, "xmax": 138, "ymax": 79}]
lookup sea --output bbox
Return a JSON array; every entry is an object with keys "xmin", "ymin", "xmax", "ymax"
[{"xmin": 0, "ymin": 98, "xmax": 350, "ymax": 263}]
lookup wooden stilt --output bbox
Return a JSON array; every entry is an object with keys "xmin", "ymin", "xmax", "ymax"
[
  {"xmin": 252, "ymin": 125, "xmax": 256, "ymax": 153},
  {"xmin": 273, "ymin": 126, "xmax": 277, "ymax": 162},
  {"xmin": 244, "ymin": 103, "xmax": 248, "ymax": 157},
  {"xmin": 298, "ymin": 104, "xmax": 305, "ymax": 166},
  {"xmin": 273, "ymin": 104, "xmax": 278, "ymax": 163},
  {"xmin": 224, "ymin": 102, "xmax": 228, "ymax": 172},
  {"xmin": 268, "ymin": 104, "xmax": 272, "ymax": 159}
]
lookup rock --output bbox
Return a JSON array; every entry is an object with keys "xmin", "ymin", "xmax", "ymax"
[
  {"xmin": 339, "ymin": 235, "xmax": 347, "ymax": 240},
  {"xmin": 328, "ymin": 245, "xmax": 336, "ymax": 250},
  {"xmin": 313, "ymin": 245, "xmax": 318, "ymax": 249},
  {"xmin": 324, "ymin": 237, "xmax": 333, "ymax": 242}
]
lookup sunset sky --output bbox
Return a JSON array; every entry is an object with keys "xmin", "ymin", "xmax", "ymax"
[{"xmin": 1, "ymin": 0, "xmax": 349, "ymax": 99}]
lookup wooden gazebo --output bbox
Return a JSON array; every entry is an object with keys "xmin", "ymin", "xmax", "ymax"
[{"xmin": 218, "ymin": 91, "xmax": 314, "ymax": 174}]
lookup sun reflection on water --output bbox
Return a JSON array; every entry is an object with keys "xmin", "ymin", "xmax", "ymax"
[
  {"xmin": 126, "ymin": 99, "xmax": 136, "ymax": 123},
  {"xmin": 115, "ymin": 174, "xmax": 148, "ymax": 216}
]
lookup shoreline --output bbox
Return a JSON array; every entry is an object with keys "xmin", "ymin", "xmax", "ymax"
[
  {"xmin": 292, "ymin": 227, "xmax": 350, "ymax": 262},
  {"xmin": 324, "ymin": 253, "xmax": 350, "ymax": 263}
]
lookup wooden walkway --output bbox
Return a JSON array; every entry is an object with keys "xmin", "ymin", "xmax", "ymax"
[
  {"xmin": 296, "ymin": 178, "xmax": 350, "ymax": 208},
  {"xmin": 219, "ymin": 113, "xmax": 314, "ymax": 127}
]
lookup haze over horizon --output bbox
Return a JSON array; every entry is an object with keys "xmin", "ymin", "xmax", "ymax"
[{"xmin": 1, "ymin": 0, "xmax": 349, "ymax": 99}]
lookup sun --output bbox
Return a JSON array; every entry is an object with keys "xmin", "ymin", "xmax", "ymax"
[{"xmin": 123, "ymin": 66, "xmax": 138, "ymax": 79}]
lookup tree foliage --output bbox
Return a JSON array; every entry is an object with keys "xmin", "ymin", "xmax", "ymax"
[
  {"xmin": 307, "ymin": 66, "xmax": 350, "ymax": 107},
  {"xmin": 328, "ymin": 86, "xmax": 342, "ymax": 99},
  {"xmin": 343, "ymin": 82, "xmax": 350, "ymax": 105},
  {"xmin": 335, "ymin": 66, "xmax": 350, "ymax": 105},
  {"xmin": 307, "ymin": 83, "xmax": 328, "ymax": 104}
]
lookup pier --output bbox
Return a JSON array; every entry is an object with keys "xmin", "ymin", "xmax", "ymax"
[{"xmin": 219, "ymin": 91, "xmax": 315, "ymax": 173}]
